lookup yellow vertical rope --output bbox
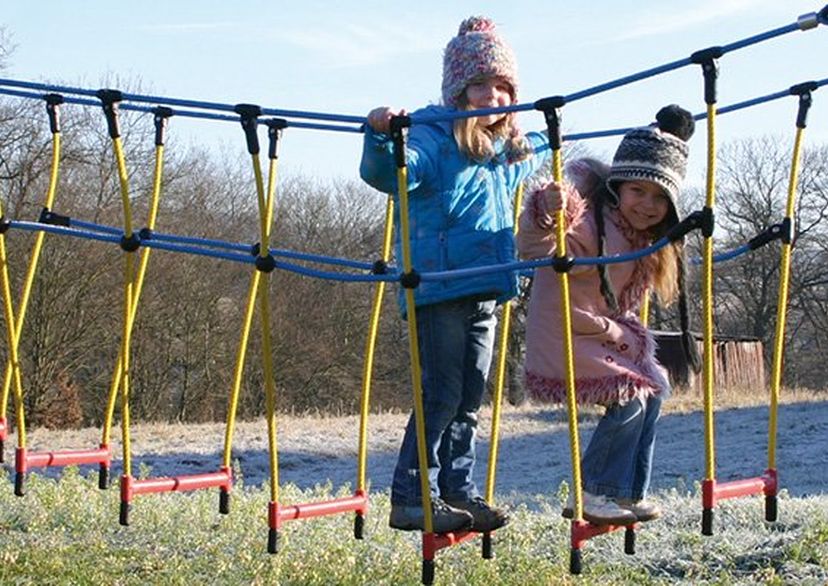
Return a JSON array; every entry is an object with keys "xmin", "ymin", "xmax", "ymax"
[
  {"xmin": 702, "ymin": 103, "xmax": 717, "ymax": 481},
  {"xmin": 0, "ymin": 132, "xmax": 61, "ymax": 439},
  {"xmin": 551, "ymin": 153, "xmax": 583, "ymax": 521},
  {"xmin": 639, "ymin": 289, "xmax": 650, "ymax": 327},
  {"xmin": 484, "ymin": 183, "xmax": 524, "ymax": 504},
  {"xmin": 256, "ymin": 155, "xmax": 281, "ymax": 503},
  {"xmin": 103, "ymin": 144, "xmax": 165, "ymax": 445},
  {"xmin": 768, "ymin": 126, "xmax": 804, "ymax": 470},
  {"xmin": 112, "ymin": 137, "xmax": 137, "ymax": 478},
  {"xmin": 357, "ymin": 195, "xmax": 395, "ymax": 493},
  {"xmin": 395, "ymin": 165, "xmax": 433, "ymax": 534},
  {"xmin": 0, "ymin": 199, "xmax": 27, "ymax": 448}
]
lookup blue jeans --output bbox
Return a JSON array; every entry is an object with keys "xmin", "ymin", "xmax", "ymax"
[
  {"xmin": 391, "ymin": 297, "xmax": 497, "ymax": 506},
  {"xmin": 581, "ymin": 393, "xmax": 664, "ymax": 500}
]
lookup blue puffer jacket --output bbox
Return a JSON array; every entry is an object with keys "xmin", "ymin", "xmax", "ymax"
[{"xmin": 360, "ymin": 105, "xmax": 550, "ymax": 315}]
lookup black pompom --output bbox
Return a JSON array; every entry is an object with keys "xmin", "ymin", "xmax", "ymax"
[{"xmin": 655, "ymin": 104, "xmax": 695, "ymax": 141}]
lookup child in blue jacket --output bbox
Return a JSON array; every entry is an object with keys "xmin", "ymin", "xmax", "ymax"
[{"xmin": 360, "ymin": 16, "xmax": 549, "ymax": 533}]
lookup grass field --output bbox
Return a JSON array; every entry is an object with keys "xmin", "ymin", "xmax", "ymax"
[{"xmin": 1, "ymin": 465, "xmax": 826, "ymax": 585}]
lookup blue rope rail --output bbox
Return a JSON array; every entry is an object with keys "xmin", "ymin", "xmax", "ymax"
[{"xmin": 0, "ymin": 6, "xmax": 824, "ymax": 128}]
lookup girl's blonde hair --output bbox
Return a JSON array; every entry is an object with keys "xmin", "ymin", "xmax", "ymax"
[{"xmin": 452, "ymin": 91, "xmax": 531, "ymax": 164}]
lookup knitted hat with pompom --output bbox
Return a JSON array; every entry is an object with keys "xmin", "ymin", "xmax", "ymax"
[
  {"xmin": 441, "ymin": 16, "xmax": 518, "ymax": 108},
  {"xmin": 607, "ymin": 104, "xmax": 696, "ymax": 224}
]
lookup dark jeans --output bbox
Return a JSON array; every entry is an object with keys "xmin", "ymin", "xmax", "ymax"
[{"xmin": 391, "ymin": 297, "xmax": 497, "ymax": 506}]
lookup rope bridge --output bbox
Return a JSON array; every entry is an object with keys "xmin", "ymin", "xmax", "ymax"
[{"xmin": 0, "ymin": 6, "xmax": 825, "ymax": 583}]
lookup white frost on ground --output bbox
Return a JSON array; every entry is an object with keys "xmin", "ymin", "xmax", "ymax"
[{"xmin": 10, "ymin": 400, "xmax": 827, "ymax": 502}]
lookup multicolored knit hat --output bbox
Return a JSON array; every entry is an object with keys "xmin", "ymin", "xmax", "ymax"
[
  {"xmin": 607, "ymin": 104, "xmax": 696, "ymax": 224},
  {"xmin": 441, "ymin": 16, "xmax": 518, "ymax": 108}
]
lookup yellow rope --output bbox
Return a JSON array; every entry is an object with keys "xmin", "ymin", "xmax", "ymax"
[
  {"xmin": 102, "ymin": 144, "xmax": 165, "ymax": 445},
  {"xmin": 0, "ymin": 132, "xmax": 61, "ymax": 444},
  {"xmin": 768, "ymin": 126, "xmax": 805, "ymax": 469},
  {"xmin": 485, "ymin": 183, "xmax": 525, "ymax": 504},
  {"xmin": 702, "ymin": 103, "xmax": 718, "ymax": 481},
  {"xmin": 357, "ymin": 195, "xmax": 394, "ymax": 493},
  {"xmin": 639, "ymin": 289, "xmax": 650, "ymax": 327},
  {"xmin": 395, "ymin": 164, "xmax": 434, "ymax": 533}
]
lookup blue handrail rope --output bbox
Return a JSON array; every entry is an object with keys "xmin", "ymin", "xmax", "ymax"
[
  {"xmin": 0, "ymin": 6, "xmax": 824, "ymax": 128},
  {"xmin": 0, "ymin": 7, "xmax": 823, "ymax": 285}
]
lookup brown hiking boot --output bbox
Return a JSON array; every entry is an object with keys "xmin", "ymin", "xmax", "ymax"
[
  {"xmin": 445, "ymin": 497, "xmax": 510, "ymax": 532},
  {"xmin": 389, "ymin": 498, "xmax": 473, "ymax": 533}
]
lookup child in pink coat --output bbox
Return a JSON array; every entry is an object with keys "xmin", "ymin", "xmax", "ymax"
[{"xmin": 517, "ymin": 105, "xmax": 700, "ymax": 525}]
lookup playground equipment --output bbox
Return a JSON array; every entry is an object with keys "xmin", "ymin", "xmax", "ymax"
[{"xmin": 0, "ymin": 5, "xmax": 825, "ymax": 584}]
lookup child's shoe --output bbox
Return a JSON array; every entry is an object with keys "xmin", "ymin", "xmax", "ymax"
[
  {"xmin": 389, "ymin": 497, "xmax": 473, "ymax": 533},
  {"xmin": 561, "ymin": 491, "xmax": 637, "ymax": 525},
  {"xmin": 444, "ymin": 496, "xmax": 510, "ymax": 532},
  {"xmin": 614, "ymin": 498, "xmax": 661, "ymax": 522}
]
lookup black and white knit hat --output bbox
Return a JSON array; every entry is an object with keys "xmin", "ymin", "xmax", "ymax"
[{"xmin": 606, "ymin": 104, "xmax": 695, "ymax": 225}]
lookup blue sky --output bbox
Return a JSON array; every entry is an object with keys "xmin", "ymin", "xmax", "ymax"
[{"xmin": 1, "ymin": 0, "xmax": 826, "ymax": 187}]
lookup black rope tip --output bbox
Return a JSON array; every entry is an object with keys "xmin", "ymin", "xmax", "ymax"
[
  {"xmin": 789, "ymin": 81, "xmax": 819, "ymax": 95},
  {"xmin": 250, "ymin": 242, "xmax": 262, "ymax": 257},
  {"xmin": 39, "ymin": 207, "xmax": 71, "ymax": 227},
  {"xmin": 152, "ymin": 106, "xmax": 174, "ymax": 119},
  {"xmin": 266, "ymin": 118, "xmax": 288, "ymax": 131},
  {"xmin": 0, "ymin": 216, "xmax": 9, "ymax": 234}
]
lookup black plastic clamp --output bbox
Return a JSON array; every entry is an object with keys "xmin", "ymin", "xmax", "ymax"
[
  {"xmin": 250, "ymin": 242, "xmax": 262, "ymax": 257},
  {"xmin": 120, "ymin": 233, "xmax": 141, "ymax": 252},
  {"xmin": 690, "ymin": 47, "xmax": 722, "ymax": 105},
  {"xmin": 255, "ymin": 254, "xmax": 277, "ymax": 273},
  {"xmin": 138, "ymin": 227, "xmax": 154, "ymax": 241},
  {"xmin": 534, "ymin": 96, "xmax": 567, "ymax": 151},
  {"xmin": 0, "ymin": 216, "xmax": 10, "ymax": 234},
  {"xmin": 400, "ymin": 269, "xmax": 420, "ymax": 289},
  {"xmin": 44, "ymin": 93, "xmax": 64, "ymax": 134},
  {"xmin": 789, "ymin": 81, "xmax": 818, "ymax": 129},
  {"xmin": 39, "ymin": 207, "xmax": 71, "ymax": 227},
  {"xmin": 665, "ymin": 209, "xmax": 706, "ymax": 242},
  {"xmin": 748, "ymin": 223, "xmax": 783, "ymax": 250},
  {"xmin": 389, "ymin": 115, "xmax": 412, "ymax": 169},
  {"xmin": 152, "ymin": 106, "xmax": 174, "ymax": 147},
  {"xmin": 551, "ymin": 255, "xmax": 575, "ymax": 274},
  {"xmin": 266, "ymin": 118, "xmax": 288, "ymax": 160},
  {"xmin": 234, "ymin": 104, "xmax": 263, "ymax": 155},
  {"xmin": 699, "ymin": 206, "xmax": 715, "ymax": 238},
  {"xmin": 96, "ymin": 89, "xmax": 124, "ymax": 139},
  {"xmin": 371, "ymin": 259, "xmax": 388, "ymax": 275}
]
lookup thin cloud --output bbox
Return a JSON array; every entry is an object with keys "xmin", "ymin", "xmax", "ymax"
[
  {"xmin": 608, "ymin": 0, "xmax": 773, "ymax": 42},
  {"xmin": 279, "ymin": 22, "xmax": 442, "ymax": 68},
  {"xmin": 135, "ymin": 22, "xmax": 240, "ymax": 33}
]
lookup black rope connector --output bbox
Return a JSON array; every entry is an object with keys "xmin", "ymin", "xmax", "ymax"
[
  {"xmin": 389, "ymin": 115, "xmax": 412, "ymax": 169},
  {"xmin": 39, "ymin": 207, "xmax": 70, "ymax": 227},
  {"xmin": 789, "ymin": 82, "xmax": 818, "ymax": 129},
  {"xmin": 748, "ymin": 223, "xmax": 784, "ymax": 250},
  {"xmin": 780, "ymin": 216, "xmax": 794, "ymax": 245},
  {"xmin": 551, "ymin": 255, "xmax": 575, "ymax": 274},
  {"xmin": 152, "ymin": 106, "xmax": 174, "ymax": 147},
  {"xmin": 534, "ymin": 96, "xmax": 566, "ymax": 151},
  {"xmin": 371, "ymin": 259, "xmax": 388, "ymax": 275},
  {"xmin": 690, "ymin": 47, "xmax": 722, "ymax": 105},
  {"xmin": 138, "ymin": 227, "xmax": 153, "ymax": 241},
  {"xmin": 820, "ymin": 5, "xmax": 828, "ymax": 25},
  {"xmin": 119, "ymin": 233, "xmax": 141, "ymax": 252},
  {"xmin": 400, "ymin": 270, "xmax": 420, "ymax": 289},
  {"xmin": 266, "ymin": 118, "xmax": 288, "ymax": 160},
  {"xmin": 700, "ymin": 206, "xmax": 715, "ymax": 238},
  {"xmin": 255, "ymin": 254, "xmax": 277, "ymax": 273},
  {"xmin": 250, "ymin": 242, "xmax": 262, "ymax": 257},
  {"xmin": 234, "ymin": 104, "xmax": 263, "ymax": 155},
  {"xmin": 96, "ymin": 89, "xmax": 124, "ymax": 139},
  {"xmin": 665, "ymin": 209, "xmax": 706, "ymax": 242},
  {"xmin": 44, "ymin": 93, "xmax": 64, "ymax": 134},
  {"xmin": 0, "ymin": 216, "xmax": 10, "ymax": 234}
]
